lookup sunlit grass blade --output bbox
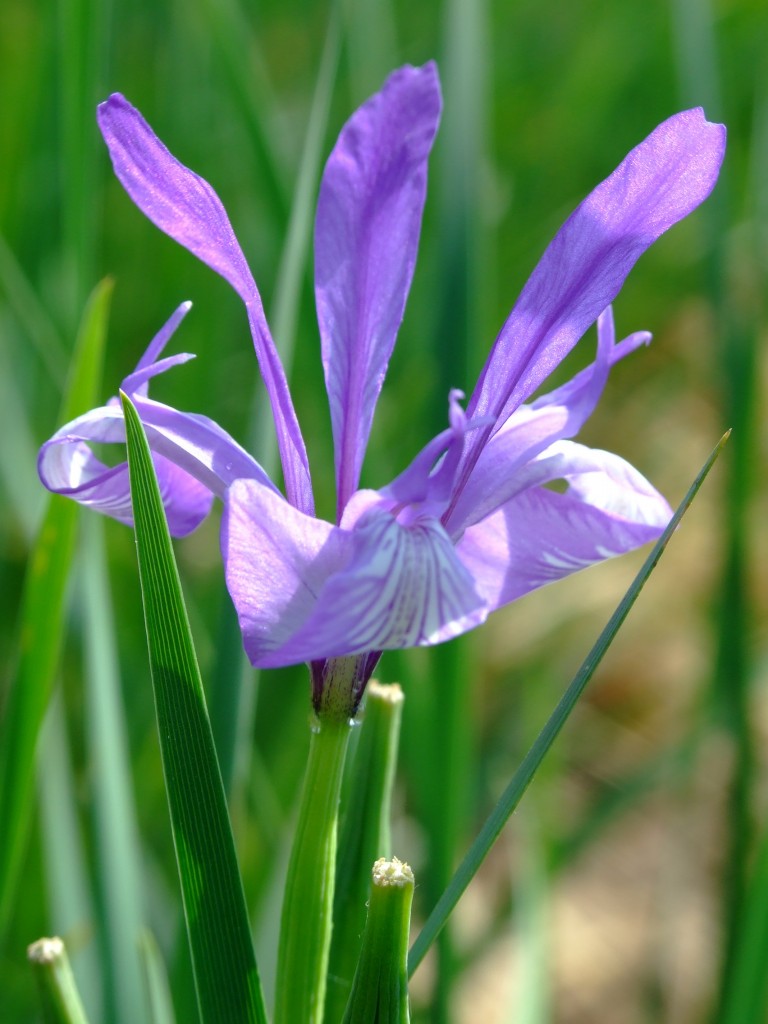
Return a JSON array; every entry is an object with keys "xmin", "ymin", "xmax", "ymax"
[
  {"xmin": 139, "ymin": 929, "xmax": 178, "ymax": 1024},
  {"xmin": 80, "ymin": 517, "xmax": 146, "ymax": 1023},
  {"xmin": 0, "ymin": 231, "xmax": 68, "ymax": 382},
  {"xmin": 0, "ymin": 279, "xmax": 111, "ymax": 942},
  {"xmin": 120, "ymin": 391, "xmax": 267, "ymax": 1024},
  {"xmin": 326, "ymin": 682, "xmax": 404, "ymax": 1022},
  {"xmin": 717, "ymin": 820, "xmax": 768, "ymax": 1022},
  {"xmin": 408, "ymin": 433, "xmax": 730, "ymax": 975},
  {"xmin": 38, "ymin": 694, "xmax": 103, "ymax": 1021}
]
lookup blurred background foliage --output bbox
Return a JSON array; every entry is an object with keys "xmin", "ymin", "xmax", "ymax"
[{"xmin": 1, "ymin": 0, "xmax": 766, "ymax": 1021}]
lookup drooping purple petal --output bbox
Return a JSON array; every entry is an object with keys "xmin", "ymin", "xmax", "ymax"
[
  {"xmin": 223, "ymin": 483, "xmax": 486, "ymax": 667},
  {"xmin": 257, "ymin": 508, "xmax": 486, "ymax": 665},
  {"xmin": 314, "ymin": 63, "xmax": 442, "ymax": 517},
  {"xmin": 456, "ymin": 444, "xmax": 671, "ymax": 610},
  {"xmin": 38, "ymin": 405, "xmax": 214, "ymax": 536},
  {"xmin": 97, "ymin": 95, "xmax": 314, "ymax": 515},
  {"xmin": 222, "ymin": 480, "xmax": 351, "ymax": 665},
  {"xmin": 454, "ymin": 109, "xmax": 726, "ymax": 503},
  {"xmin": 38, "ymin": 396, "xmax": 276, "ymax": 536}
]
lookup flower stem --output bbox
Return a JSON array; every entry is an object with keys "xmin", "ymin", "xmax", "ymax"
[
  {"xmin": 341, "ymin": 858, "xmax": 414, "ymax": 1024},
  {"xmin": 28, "ymin": 937, "xmax": 91, "ymax": 1024},
  {"xmin": 274, "ymin": 711, "xmax": 353, "ymax": 1024},
  {"xmin": 326, "ymin": 682, "xmax": 404, "ymax": 1022}
]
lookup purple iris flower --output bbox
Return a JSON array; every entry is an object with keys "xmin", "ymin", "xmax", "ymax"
[{"xmin": 39, "ymin": 63, "xmax": 725, "ymax": 712}]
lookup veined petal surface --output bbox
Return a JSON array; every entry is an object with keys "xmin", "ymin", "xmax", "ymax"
[
  {"xmin": 256, "ymin": 508, "xmax": 486, "ymax": 665},
  {"xmin": 38, "ymin": 405, "xmax": 213, "ymax": 537},
  {"xmin": 223, "ymin": 484, "xmax": 486, "ymax": 667},
  {"xmin": 38, "ymin": 397, "xmax": 275, "ymax": 536},
  {"xmin": 456, "ymin": 443, "xmax": 671, "ymax": 610},
  {"xmin": 222, "ymin": 481, "xmax": 350, "ymax": 665},
  {"xmin": 456, "ymin": 108, "xmax": 726, "ymax": 498},
  {"xmin": 97, "ymin": 95, "xmax": 314, "ymax": 514},
  {"xmin": 315, "ymin": 63, "xmax": 442, "ymax": 516}
]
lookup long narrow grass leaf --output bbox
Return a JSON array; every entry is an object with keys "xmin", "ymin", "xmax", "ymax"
[
  {"xmin": 408, "ymin": 433, "xmax": 730, "ymax": 974},
  {"xmin": 139, "ymin": 929, "xmax": 178, "ymax": 1024},
  {"xmin": 0, "ymin": 317, "xmax": 46, "ymax": 539},
  {"xmin": 80, "ymin": 517, "xmax": 146, "ymax": 1024},
  {"xmin": 0, "ymin": 231, "xmax": 68, "ymax": 381},
  {"xmin": 120, "ymin": 391, "xmax": 267, "ymax": 1024},
  {"xmin": 38, "ymin": 694, "xmax": 103, "ymax": 1021},
  {"xmin": 0, "ymin": 279, "xmax": 111, "ymax": 942}
]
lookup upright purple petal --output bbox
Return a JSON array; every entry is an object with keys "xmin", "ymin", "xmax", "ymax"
[
  {"xmin": 454, "ymin": 109, "xmax": 726, "ymax": 503},
  {"xmin": 97, "ymin": 95, "xmax": 314, "ymax": 514},
  {"xmin": 315, "ymin": 63, "xmax": 442, "ymax": 517},
  {"xmin": 445, "ymin": 311, "xmax": 652, "ymax": 534}
]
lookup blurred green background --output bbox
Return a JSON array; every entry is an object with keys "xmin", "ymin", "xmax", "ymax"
[{"xmin": 1, "ymin": 0, "xmax": 766, "ymax": 1021}]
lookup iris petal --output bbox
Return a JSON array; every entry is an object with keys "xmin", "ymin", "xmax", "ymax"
[
  {"xmin": 455, "ymin": 109, "xmax": 726, "ymax": 500},
  {"xmin": 257, "ymin": 508, "xmax": 486, "ymax": 665},
  {"xmin": 97, "ymin": 95, "xmax": 314, "ymax": 514},
  {"xmin": 315, "ymin": 63, "xmax": 442, "ymax": 516},
  {"xmin": 446, "ymin": 310, "xmax": 652, "ymax": 534},
  {"xmin": 456, "ymin": 444, "xmax": 671, "ymax": 609}
]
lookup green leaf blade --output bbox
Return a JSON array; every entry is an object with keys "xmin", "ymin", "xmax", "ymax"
[
  {"xmin": 0, "ymin": 279, "xmax": 112, "ymax": 942},
  {"xmin": 408, "ymin": 433, "xmax": 730, "ymax": 975},
  {"xmin": 120, "ymin": 391, "xmax": 267, "ymax": 1024}
]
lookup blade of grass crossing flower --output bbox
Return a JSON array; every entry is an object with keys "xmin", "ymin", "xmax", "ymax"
[
  {"xmin": 325, "ymin": 682, "xmax": 404, "ymax": 1022},
  {"xmin": 0, "ymin": 279, "xmax": 111, "ymax": 942},
  {"xmin": 80, "ymin": 516, "xmax": 147, "ymax": 1024},
  {"xmin": 38, "ymin": 694, "xmax": 103, "ymax": 1021},
  {"xmin": 408, "ymin": 434, "xmax": 730, "ymax": 975},
  {"xmin": 139, "ymin": 929, "xmax": 178, "ymax": 1024},
  {"xmin": 120, "ymin": 391, "xmax": 267, "ymax": 1024}
]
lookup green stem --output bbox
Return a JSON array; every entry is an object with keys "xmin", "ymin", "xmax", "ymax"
[
  {"xmin": 28, "ymin": 937, "xmax": 91, "ymax": 1024},
  {"xmin": 274, "ymin": 712, "xmax": 353, "ymax": 1024},
  {"xmin": 326, "ymin": 682, "xmax": 404, "ymax": 1022},
  {"xmin": 341, "ymin": 858, "xmax": 414, "ymax": 1024}
]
